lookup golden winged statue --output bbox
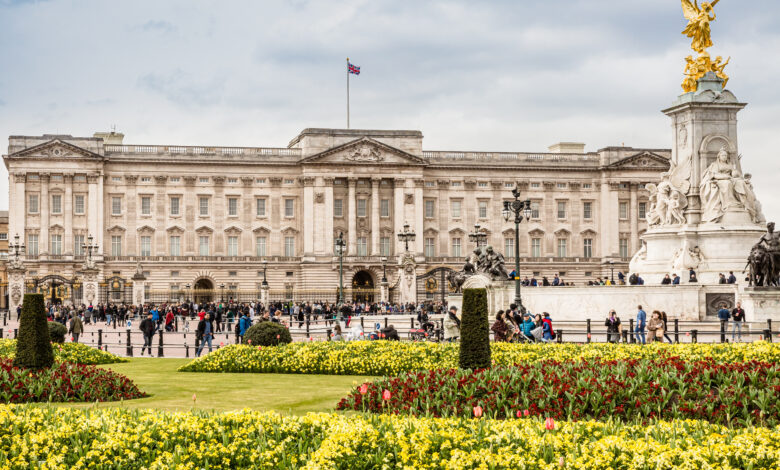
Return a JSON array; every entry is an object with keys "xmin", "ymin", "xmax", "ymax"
[{"xmin": 680, "ymin": 0, "xmax": 729, "ymax": 92}]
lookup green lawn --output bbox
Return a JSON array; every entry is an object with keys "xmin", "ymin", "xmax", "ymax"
[{"xmin": 56, "ymin": 358, "xmax": 371, "ymax": 414}]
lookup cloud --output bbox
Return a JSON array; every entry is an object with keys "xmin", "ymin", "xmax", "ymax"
[
  {"xmin": 0, "ymin": 0, "xmax": 49, "ymax": 6},
  {"xmin": 137, "ymin": 70, "xmax": 226, "ymax": 107},
  {"xmin": 137, "ymin": 20, "xmax": 176, "ymax": 34}
]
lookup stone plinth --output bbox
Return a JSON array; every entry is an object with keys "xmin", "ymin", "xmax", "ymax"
[{"xmin": 739, "ymin": 288, "xmax": 780, "ymax": 322}]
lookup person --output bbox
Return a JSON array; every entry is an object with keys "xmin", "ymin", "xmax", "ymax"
[
  {"xmin": 521, "ymin": 313, "xmax": 536, "ymax": 342},
  {"xmin": 718, "ymin": 273, "xmax": 727, "ymax": 284},
  {"xmin": 635, "ymin": 305, "xmax": 646, "ymax": 344},
  {"xmin": 728, "ymin": 271, "xmax": 737, "ymax": 284},
  {"xmin": 717, "ymin": 303, "xmax": 730, "ymax": 332},
  {"xmin": 552, "ymin": 274, "xmax": 560, "ymax": 286},
  {"xmin": 139, "ymin": 313, "xmax": 155, "ymax": 356},
  {"xmin": 68, "ymin": 313, "xmax": 84, "ymax": 343},
  {"xmin": 660, "ymin": 311, "xmax": 673, "ymax": 344},
  {"xmin": 662, "ymin": 274, "xmax": 672, "ymax": 285},
  {"xmin": 417, "ymin": 309, "xmax": 434, "ymax": 334},
  {"xmin": 617, "ymin": 271, "xmax": 625, "ymax": 285},
  {"xmin": 491, "ymin": 311, "xmax": 509, "ymax": 342},
  {"xmin": 239, "ymin": 311, "xmax": 252, "ymax": 342},
  {"xmin": 647, "ymin": 311, "xmax": 664, "ymax": 343},
  {"xmin": 380, "ymin": 324, "xmax": 400, "ymax": 341},
  {"xmin": 165, "ymin": 309, "xmax": 175, "ymax": 332},
  {"xmin": 196, "ymin": 313, "xmax": 214, "ymax": 357},
  {"xmin": 541, "ymin": 312, "xmax": 555, "ymax": 342},
  {"xmin": 672, "ymin": 273, "xmax": 681, "ymax": 285},
  {"xmin": 532, "ymin": 314, "xmax": 545, "ymax": 342},
  {"xmin": 732, "ymin": 302, "xmax": 745, "ymax": 342},
  {"xmin": 605, "ymin": 310, "xmax": 621, "ymax": 343},
  {"xmin": 689, "ymin": 268, "xmax": 698, "ymax": 283},
  {"xmin": 332, "ymin": 323, "xmax": 344, "ymax": 341},
  {"xmin": 444, "ymin": 306, "xmax": 461, "ymax": 342},
  {"xmin": 629, "ymin": 273, "xmax": 639, "ymax": 286}
]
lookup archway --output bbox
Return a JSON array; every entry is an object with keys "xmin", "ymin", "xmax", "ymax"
[
  {"xmin": 193, "ymin": 278, "xmax": 214, "ymax": 305},
  {"xmin": 351, "ymin": 270, "xmax": 375, "ymax": 303}
]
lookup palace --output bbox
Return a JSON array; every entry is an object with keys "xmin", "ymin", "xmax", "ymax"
[{"xmin": 3, "ymin": 128, "xmax": 669, "ymax": 309}]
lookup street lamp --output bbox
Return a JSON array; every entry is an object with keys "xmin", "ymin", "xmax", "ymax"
[
  {"xmin": 219, "ymin": 283, "xmax": 225, "ymax": 302},
  {"xmin": 10, "ymin": 234, "xmax": 25, "ymax": 262},
  {"xmin": 335, "ymin": 232, "xmax": 347, "ymax": 308},
  {"xmin": 502, "ymin": 185, "xmax": 533, "ymax": 311},
  {"xmin": 397, "ymin": 222, "xmax": 416, "ymax": 253},
  {"xmin": 608, "ymin": 260, "xmax": 615, "ymax": 285},
  {"xmin": 381, "ymin": 256, "xmax": 388, "ymax": 283},
  {"xmin": 185, "ymin": 283, "xmax": 191, "ymax": 304},
  {"xmin": 82, "ymin": 234, "xmax": 98, "ymax": 265},
  {"xmin": 261, "ymin": 259, "xmax": 269, "ymax": 288},
  {"xmin": 468, "ymin": 223, "xmax": 488, "ymax": 247}
]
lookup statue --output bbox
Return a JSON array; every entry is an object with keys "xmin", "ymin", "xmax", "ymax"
[
  {"xmin": 746, "ymin": 222, "xmax": 780, "ymax": 287},
  {"xmin": 700, "ymin": 146, "xmax": 763, "ymax": 223},
  {"xmin": 680, "ymin": 1, "xmax": 729, "ymax": 93},
  {"xmin": 647, "ymin": 180, "xmax": 689, "ymax": 227},
  {"xmin": 448, "ymin": 245, "xmax": 511, "ymax": 293},
  {"xmin": 483, "ymin": 246, "xmax": 509, "ymax": 279}
]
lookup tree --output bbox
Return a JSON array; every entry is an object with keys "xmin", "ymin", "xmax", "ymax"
[
  {"xmin": 244, "ymin": 321, "xmax": 292, "ymax": 346},
  {"xmin": 13, "ymin": 293, "xmax": 54, "ymax": 369},
  {"xmin": 458, "ymin": 288, "xmax": 491, "ymax": 370}
]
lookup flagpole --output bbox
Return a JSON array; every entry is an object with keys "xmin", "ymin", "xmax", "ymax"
[{"xmin": 346, "ymin": 57, "xmax": 350, "ymax": 129}]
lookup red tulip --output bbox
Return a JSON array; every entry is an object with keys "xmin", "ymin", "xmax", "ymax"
[
  {"xmin": 247, "ymin": 339, "xmax": 252, "ymax": 344},
  {"xmin": 359, "ymin": 384, "xmax": 368, "ymax": 395},
  {"xmin": 545, "ymin": 417, "xmax": 555, "ymax": 430},
  {"xmin": 523, "ymin": 409, "xmax": 530, "ymax": 417},
  {"xmin": 219, "ymin": 342, "xmax": 224, "ymax": 346},
  {"xmin": 257, "ymin": 346, "xmax": 262, "ymax": 350},
  {"xmin": 276, "ymin": 334, "xmax": 280, "ymax": 339},
  {"xmin": 382, "ymin": 389, "xmax": 391, "ymax": 400},
  {"xmin": 473, "ymin": 405, "xmax": 483, "ymax": 418},
  {"xmin": 686, "ymin": 332, "xmax": 690, "ymax": 336}
]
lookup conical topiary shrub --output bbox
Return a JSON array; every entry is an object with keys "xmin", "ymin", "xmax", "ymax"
[
  {"xmin": 13, "ymin": 293, "xmax": 54, "ymax": 369},
  {"xmin": 458, "ymin": 288, "xmax": 491, "ymax": 370}
]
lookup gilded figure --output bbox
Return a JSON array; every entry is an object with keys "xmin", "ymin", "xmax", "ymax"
[{"xmin": 680, "ymin": 0, "xmax": 729, "ymax": 93}]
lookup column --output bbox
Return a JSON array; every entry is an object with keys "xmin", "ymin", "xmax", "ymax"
[
  {"xmin": 437, "ymin": 179, "xmax": 449, "ymax": 257},
  {"xmin": 124, "ymin": 176, "xmax": 138, "ymax": 256},
  {"xmin": 96, "ymin": 172, "xmax": 104, "ymax": 254},
  {"xmin": 414, "ymin": 179, "xmax": 424, "ymax": 254},
  {"xmin": 40, "ymin": 173, "xmax": 50, "ymax": 255},
  {"xmin": 64, "ymin": 174, "xmax": 73, "ymax": 255},
  {"xmin": 87, "ymin": 175, "xmax": 99, "ymax": 252},
  {"xmin": 347, "ymin": 178, "xmax": 357, "ymax": 254},
  {"xmin": 324, "ymin": 177, "xmax": 335, "ymax": 255},
  {"xmin": 302, "ymin": 176, "xmax": 315, "ymax": 255},
  {"xmin": 393, "ymin": 178, "xmax": 405, "ymax": 256},
  {"xmin": 9, "ymin": 173, "xmax": 26, "ymax": 243},
  {"xmin": 629, "ymin": 183, "xmax": 639, "ymax": 254},
  {"xmin": 370, "ymin": 178, "xmax": 380, "ymax": 255}
]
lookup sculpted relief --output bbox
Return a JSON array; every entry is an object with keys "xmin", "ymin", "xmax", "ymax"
[
  {"xmin": 345, "ymin": 144, "xmax": 383, "ymax": 162},
  {"xmin": 700, "ymin": 147, "xmax": 764, "ymax": 224}
]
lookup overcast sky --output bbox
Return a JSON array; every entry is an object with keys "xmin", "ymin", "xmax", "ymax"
[{"xmin": 1, "ymin": 0, "xmax": 779, "ymax": 222}]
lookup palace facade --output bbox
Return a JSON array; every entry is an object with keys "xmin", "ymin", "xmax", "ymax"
[{"xmin": 3, "ymin": 128, "xmax": 669, "ymax": 308}]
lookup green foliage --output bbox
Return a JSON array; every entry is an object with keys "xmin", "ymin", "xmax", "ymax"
[
  {"xmin": 0, "ymin": 339, "xmax": 126, "ymax": 365},
  {"xmin": 48, "ymin": 322, "xmax": 67, "ymax": 344},
  {"xmin": 13, "ymin": 294, "xmax": 54, "ymax": 370},
  {"xmin": 458, "ymin": 288, "xmax": 491, "ymax": 370},
  {"xmin": 243, "ymin": 321, "xmax": 292, "ymax": 347}
]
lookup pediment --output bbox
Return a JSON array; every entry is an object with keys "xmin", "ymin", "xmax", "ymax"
[
  {"xmin": 299, "ymin": 137, "xmax": 427, "ymax": 166},
  {"xmin": 607, "ymin": 152, "xmax": 670, "ymax": 170},
  {"xmin": 8, "ymin": 139, "xmax": 104, "ymax": 160}
]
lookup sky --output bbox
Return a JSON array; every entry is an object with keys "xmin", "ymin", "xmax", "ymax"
[{"xmin": 0, "ymin": 0, "xmax": 779, "ymax": 222}]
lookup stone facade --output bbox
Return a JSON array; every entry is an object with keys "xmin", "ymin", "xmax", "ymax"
[
  {"xmin": 3, "ymin": 128, "xmax": 669, "ymax": 309},
  {"xmin": 0, "ymin": 210, "xmax": 7, "ymax": 309}
]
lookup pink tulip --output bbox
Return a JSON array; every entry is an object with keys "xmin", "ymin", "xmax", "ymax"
[
  {"xmin": 247, "ymin": 339, "xmax": 252, "ymax": 344},
  {"xmin": 523, "ymin": 409, "xmax": 530, "ymax": 417},
  {"xmin": 359, "ymin": 384, "xmax": 368, "ymax": 395},
  {"xmin": 382, "ymin": 389, "xmax": 391, "ymax": 401},
  {"xmin": 473, "ymin": 405, "xmax": 483, "ymax": 418},
  {"xmin": 587, "ymin": 333, "xmax": 591, "ymax": 339},
  {"xmin": 192, "ymin": 393, "xmax": 197, "ymax": 402},
  {"xmin": 220, "ymin": 342, "xmax": 224, "ymax": 346},
  {"xmin": 359, "ymin": 332, "xmax": 364, "ymax": 336},
  {"xmin": 686, "ymin": 331, "xmax": 690, "ymax": 336},
  {"xmin": 516, "ymin": 410, "xmax": 523, "ymax": 418},
  {"xmin": 559, "ymin": 456, "xmax": 565, "ymax": 467},
  {"xmin": 276, "ymin": 334, "xmax": 281, "ymax": 339},
  {"xmin": 545, "ymin": 417, "xmax": 555, "ymax": 431},
  {"xmin": 257, "ymin": 346, "xmax": 262, "ymax": 350}
]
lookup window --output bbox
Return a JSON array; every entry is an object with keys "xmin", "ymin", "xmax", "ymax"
[
  {"xmin": 140, "ymin": 236, "xmax": 151, "ymax": 256},
  {"xmin": 227, "ymin": 236, "xmax": 238, "ymax": 256},
  {"xmin": 199, "ymin": 197, "xmax": 209, "ymax": 216},
  {"xmin": 169, "ymin": 177, "xmax": 180, "ymax": 183},
  {"xmin": 199, "ymin": 177, "xmax": 209, "ymax": 183},
  {"xmin": 256, "ymin": 178, "xmax": 266, "ymax": 184},
  {"xmin": 478, "ymin": 201, "xmax": 488, "ymax": 219},
  {"xmin": 423, "ymin": 237, "xmax": 435, "ymax": 257},
  {"xmin": 284, "ymin": 236, "xmax": 295, "ymax": 256},
  {"xmin": 583, "ymin": 238, "xmax": 593, "ymax": 258},
  {"xmin": 50, "ymin": 234, "xmax": 62, "ymax": 255},
  {"xmin": 423, "ymin": 200, "xmax": 435, "ymax": 218},
  {"xmin": 28, "ymin": 194, "xmax": 39, "ymax": 213},
  {"xmin": 141, "ymin": 177, "xmax": 151, "ymax": 183},
  {"xmin": 111, "ymin": 236, "xmax": 122, "ymax": 256},
  {"xmin": 380, "ymin": 199, "xmax": 390, "ymax": 218},
  {"xmin": 583, "ymin": 202, "xmax": 592, "ymax": 219},
  {"xmin": 111, "ymin": 176, "xmax": 121, "ymax": 182},
  {"xmin": 531, "ymin": 202, "xmax": 540, "ymax": 219},
  {"xmin": 531, "ymin": 182, "xmax": 541, "ymax": 189},
  {"xmin": 451, "ymin": 181, "xmax": 461, "ymax": 187},
  {"xmin": 619, "ymin": 201, "xmax": 628, "ymax": 219},
  {"xmin": 284, "ymin": 179, "xmax": 294, "ymax": 184},
  {"xmin": 557, "ymin": 183, "xmax": 567, "ymax": 189},
  {"xmin": 638, "ymin": 202, "xmax": 647, "ymax": 220},
  {"xmin": 74, "ymin": 175, "xmax": 86, "ymax": 182},
  {"xmin": 51, "ymin": 175, "xmax": 63, "ymax": 182},
  {"xmin": 478, "ymin": 182, "xmax": 489, "ymax": 188},
  {"xmin": 451, "ymin": 200, "xmax": 462, "ymax": 218},
  {"xmin": 256, "ymin": 198, "xmax": 266, "ymax": 217},
  {"xmin": 531, "ymin": 238, "xmax": 541, "ymax": 258},
  {"xmin": 27, "ymin": 235, "xmax": 38, "ymax": 256},
  {"xmin": 141, "ymin": 196, "xmax": 151, "ymax": 216},
  {"xmin": 619, "ymin": 238, "xmax": 629, "ymax": 258},
  {"xmin": 111, "ymin": 197, "xmax": 122, "ymax": 215},
  {"xmin": 228, "ymin": 271, "xmax": 237, "ymax": 277},
  {"xmin": 357, "ymin": 199, "xmax": 367, "ymax": 217},
  {"xmin": 504, "ymin": 182, "xmax": 514, "ymax": 188},
  {"xmin": 334, "ymin": 199, "xmax": 343, "ymax": 217},
  {"xmin": 583, "ymin": 183, "xmax": 592, "ymax": 189},
  {"xmin": 199, "ymin": 236, "xmax": 210, "ymax": 256},
  {"xmin": 170, "ymin": 236, "xmax": 181, "ymax": 256},
  {"xmin": 557, "ymin": 201, "xmax": 567, "ymax": 219},
  {"xmin": 284, "ymin": 199, "xmax": 294, "ymax": 217},
  {"xmin": 425, "ymin": 181, "xmax": 436, "ymax": 187},
  {"xmin": 504, "ymin": 237, "xmax": 515, "ymax": 258},
  {"xmin": 0, "ymin": 233, "xmax": 6, "ymax": 241},
  {"xmin": 51, "ymin": 195, "xmax": 62, "ymax": 214},
  {"xmin": 619, "ymin": 183, "xmax": 629, "ymax": 189},
  {"xmin": 557, "ymin": 238, "xmax": 567, "ymax": 257},
  {"xmin": 451, "ymin": 238, "xmax": 462, "ymax": 257},
  {"xmin": 255, "ymin": 236, "xmax": 267, "ymax": 256},
  {"xmin": 228, "ymin": 197, "xmax": 238, "ymax": 216},
  {"xmin": 170, "ymin": 197, "xmax": 180, "ymax": 216},
  {"xmin": 74, "ymin": 235, "xmax": 84, "ymax": 256},
  {"xmin": 357, "ymin": 237, "xmax": 368, "ymax": 256},
  {"xmin": 228, "ymin": 178, "xmax": 238, "ymax": 184},
  {"xmin": 380, "ymin": 237, "xmax": 391, "ymax": 256},
  {"xmin": 74, "ymin": 195, "xmax": 85, "ymax": 215}
]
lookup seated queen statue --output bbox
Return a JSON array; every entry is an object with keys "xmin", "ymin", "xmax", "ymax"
[{"xmin": 700, "ymin": 146, "xmax": 763, "ymax": 223}]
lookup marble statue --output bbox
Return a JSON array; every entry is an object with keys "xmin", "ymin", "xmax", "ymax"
[
  {"xmin": 646, "ymin": 180, "xmax": 689, "ymax": 227},
  {"xmin": 700, "ymin": 146, "xmax": 764, "ymax": 223}
]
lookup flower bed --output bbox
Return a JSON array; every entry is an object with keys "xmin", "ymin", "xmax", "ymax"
[
  {"xmin": 0, "ymin": 359, "xmax": 145, "ymax": 403},
  {"xmin": 179, "ymin": 341, "xmax": 780, "ymax": 375},
  {"xmin": 338, "ymin": 358, "xmax": 780, "ymax": 426},
  {"xmin": 1, "ymin": 406, "xmax": 779, "ymax": 469},
  {"xmin": 0, "ymin": 339, "xmax": 126, "ymax": 365}
]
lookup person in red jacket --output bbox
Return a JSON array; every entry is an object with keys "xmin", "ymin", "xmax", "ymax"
[{"xmin": 541, "ymin": 312, "xmax": 555, "ymax": 341}]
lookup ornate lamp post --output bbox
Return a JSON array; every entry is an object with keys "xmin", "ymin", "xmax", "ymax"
[
  {"xmin": 502, "ymin": 185, "xmax": 532, "ymax": 310},
  {"xmin": 10, "ymin": 234, "xmax": 25, "ymax": 263},
  {"xmin": 468, "ymin": 223, "xmax": 488, "ymax": 247},
  {"xmin": 381, "ymin": 256, "xmax": 388, "ymax": 283},
  {"xmin": 261, "ymin": 259, "xmax": 269, "ymax": 288},
  {"xmin": 82, "ymin": 234, "xmax": 98, "ymax": 267},
  {"xmin": 219, "ymin": 283, "xmax": 225, "ymax": 302},
  {"xmin": 397, "ymin": 222, "xmax": 416, "ymax": 253},
  {"xmin": 185, "ymin": 283, "xmax": 191, "ymax": 304},
  {"xmin": 335, "ymin": 232, "xmax": 347, "ymax": 308},
  {"xmin": 608, "ymin": 260, "xmax": 615, "ymax": 285}
]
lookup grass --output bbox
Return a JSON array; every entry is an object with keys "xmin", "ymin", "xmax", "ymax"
[{"xmin": 54, "ymin": 358, "xmax": 371, "ymax": 414}]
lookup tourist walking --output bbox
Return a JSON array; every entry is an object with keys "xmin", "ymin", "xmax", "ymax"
[
  {"xmin": 68, "ymin": 313, "xmax": 84, "ymax": 343},
  {"xmin": 731, "ymin": 302, "xmax": 745, "ymax": 342},
  {"xmin": 491, "ymin": 311, "xmax": 509, "ymax": 342},
  {"xmin": 605, "ymin": 310, "xmax": 621, "ymax": 343},
  {"xmin": 635, "ymin": 305, "xmax": 647, "ymax": 344},
  {"xmin": 196, "ymin": 313, "xmax": 214, "ymax": 357},
  {"xmin": 140, "ymin": 313, "xmax": 155, "ymax": 356},
  {"xmin": 647, "ymin": 311, "xmax": 665, "ymax": 343},
  {"xmin": 660, "ymin": 311, "xmax": 674, "ymax": 343},
  {"xmin": 239, "ymin": 311, "xmax": 252, "ymax": 343},
  {"xmin": 444, "ymin": 306, "xmax": 461, "ymax": 342}
]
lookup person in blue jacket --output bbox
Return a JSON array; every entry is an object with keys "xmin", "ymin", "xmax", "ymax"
[
  {"xmin": 239, "ymin": 311, "xmax": 252, "ymax": 342},
  {"xmin": 635, "ymin": 305, "xmax": 647, "ymax": 344},
  {"xmin": 521, "ymin": 313, "xmax": 536, "ymax": 342}
]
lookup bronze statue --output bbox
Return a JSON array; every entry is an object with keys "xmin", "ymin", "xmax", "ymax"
[
  {"xmin": 448, "ymin": 246, "xmax": 511, "ymax": 293},
  {"xmin": 746, "ymin": 222, "xmax": 780, "ymax": 287}
]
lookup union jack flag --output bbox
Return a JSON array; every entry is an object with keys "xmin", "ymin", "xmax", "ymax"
[{"xmin": 348, "ymin": 62, "xmax": 360, "ymax": 75}]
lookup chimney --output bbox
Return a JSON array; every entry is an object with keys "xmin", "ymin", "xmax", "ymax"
[
  {"xmin": 548, "ymin": 142, "xmax": 585, "ymax": 154},
  {"xmin": 94, "ymin": 130, "xmax": 125, "ymax": 145}
]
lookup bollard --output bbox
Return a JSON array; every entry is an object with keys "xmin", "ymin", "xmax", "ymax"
[
  {"xmin": 98, "ymin": 329, "xmax": 103, "ymax": 348},
  {"xmin": 126, "ymin": 329, "xmax": 133, "ymax": 357},
  {"xmin": 2, "ymin": 312, "xmax": 5, "ymax": 326},
  {"xmin": 674, "ymin": 319, "xmax": 680, "ymax": 343},
  {"xmin": 185, "ymin": 344, "xmax": 189, "ymax": 358},
  {"xmin": 195, "ymin": 335, "xmax": 200, "ymax": 352},
  {"xmin": 113, "ymin": 315, "xmax": 117, "ymax": 330},
  {"xmin": 621, "ymin": 329, "xmax": 628, "ymax": 343},
  {"xmin": 720, "ymin": 320, "xmax": 726, "ymax": 343},
  {"xmin": 326, "ymin": 328, "xmax": 332, "ymax": 341},
  {"xmin": 306, "ymin": 318, "xmax": 310, "ymax": 335},
  {"xmin": 360, "ymin": 317, "xmax": 365, "ymax": 329},
  {"xmin": 14, "ymin": 328, "xmax": 18, "ymax": 339},
  {"xmin": 691, "ymin": 329, "xmax": 698, "ymax": 343},
  {"xmin": 175, "ymin": 316, "xmax": 179, "ymax": 332},
  {"xmin": 556, "ymin": 329, "xmax": 563, "ymax": 343},
  {"xmin": 157, "ymin": 330, "xmax": 164, "ymax": 357},
  {"xmin": 235, "ymin": 329, "xmax": 239, "ymax": 344},
  {"xmin": 629, "ymin": 319, "xmax": 635, "ymax": 344},
  {"xmin": 0, "ymin": 328, "xmax": 3, "ymax": 339},
  {"xmin": 410, "ymin": 318, "xmax": 415, "ymax": 330},
  {"xmin": 768, "ymin": 319, "xmax": 773, "ymax": 336},
  {"xmin": 586, "ymin": 319, "xmax": 592, "ymax": 343},
  {"xmin": 765, "ymin": 329, "xmax": 773, "ymax": 343},
  {"xmin": 384, "ymin": 316, "xmax": 388, "ymax": 329}
]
